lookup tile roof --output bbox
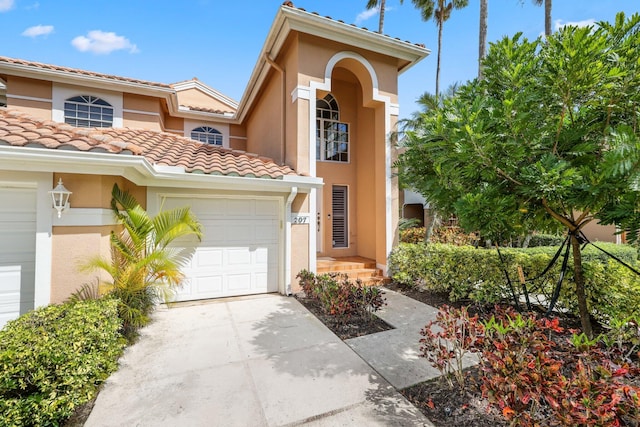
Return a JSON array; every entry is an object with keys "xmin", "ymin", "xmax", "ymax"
[
  {"xmin": 179, "ymin": 105, "xmax": 234, "ymax": 115},
  {"xmin": 281, "ymin": 1, "xmax": 426, "ymax": 49},
  {"xmin": 0, "ymin": 56, "xmax": 172, "ymax": 89},
  {"xmin": 0, "ymin": 108, "xmax": 296, "ymax": 179}
]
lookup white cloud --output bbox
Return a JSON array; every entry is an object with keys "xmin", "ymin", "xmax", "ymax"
[
  {"xmin": 22, "ymin": 24, "xmax": 54, "ymax": 38},
  {"xmin": 71, "ymin": 30, "xmax": 139, "ymax": 55},
  {"xmin": 554, "ymin": 18, "xmax": 596, "ymax": 31},
  {"xmin": 355, "ymin": 7, "xmax": 379, "ymax": 24},
  {"xmin": 0, "ymin": 0, "xmax": 14, "ymax": 12}
]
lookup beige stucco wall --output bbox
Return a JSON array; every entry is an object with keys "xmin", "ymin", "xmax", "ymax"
[
  {"xmin": 163, "ymin": 114, "xmax": 184, "ymax": 133},
  {"xmin": 245, "ymin": 68, "xmax": 284, "ymax": 164},
  {"xmin": 177, "ymin": 87, "xmax": 235, "ymax": 112},
  {"xmin": 50, "ymin": 226, "xmax": 112, "ymax": 303},
  {"xmin": 296, "ymin": 33, "xmax": 399, "ymax": 104},
  {"xmin": 50, "ymin": 174, "xmax": 146, "ymax": 302},
  {"xmin": 123, "ymin": 93, "xmax": 162, "ymax": 130},
  {"xmin": 4, "ymin": 75, "xmax": 52, "ymax": 120},
  {"xmin": 582, "ymin": 221, "xmax": 618, "ymax": 243},
  {"xmin": 290, "ymin": 193, "xmax": 310, "ymax": 293},
  {"xmin": 229, "ymin": 124, "xmax": 247, "ymax": 151}
]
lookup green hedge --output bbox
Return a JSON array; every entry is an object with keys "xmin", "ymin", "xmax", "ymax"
[
  {"xmin": 0, "ymin": 298, "xmax": 125, "ymax": 426},
  {"xmin": 388, "ymin": 243, "xmax": 640, "ymax": 322}
]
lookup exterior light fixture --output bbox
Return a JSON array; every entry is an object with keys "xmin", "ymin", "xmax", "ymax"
[{"xmin": 49, "ymin": 178, "xmax": 72, "ymax": 218}]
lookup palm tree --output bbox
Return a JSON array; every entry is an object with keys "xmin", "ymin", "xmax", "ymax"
[
  {"xmin": 478, "ymin": 0, "xmax": 488, "ymax": 78},
  {"xmin": 523, "ymin": 0, "xmax": 552, "ymax": 35},
  {"xmin": 409, "ymin": 0, "xmax": 469, "ymax": 99},
  {"xmin": 367, "ymin": 0, "xmax": 404, "ymax": 33},
  {"xmin": 82, "ymin": 184, "xmax": 202, "ymax": 336}
]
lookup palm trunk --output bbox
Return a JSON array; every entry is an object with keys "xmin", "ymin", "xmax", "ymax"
[
  {"xmin": 544, "ymin": 0, "xmax": 552, "ymax": 35},
  {"xmin": 478, "ymin": 0, "xmax": 488, "ymax": 79},
  {"xmin": 570, "ymin": 233, "xmax": 593, "ymax": 338},
  {"xmin": 378, "ymin": 0, "xmax": 386, "ymax": 33},
  {"xmin": 436, "ymin": 22, "xmax": 443, "ymax": 100}
]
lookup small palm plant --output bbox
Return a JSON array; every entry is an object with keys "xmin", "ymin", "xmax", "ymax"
[{"xmin": 82, "ymin": 184, "xmax": 202, "ymax": 337}]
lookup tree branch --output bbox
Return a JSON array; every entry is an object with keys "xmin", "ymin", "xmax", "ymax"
[{"xmin": 542, "ymin": 198, "xmax": 577, "ymax": 231}]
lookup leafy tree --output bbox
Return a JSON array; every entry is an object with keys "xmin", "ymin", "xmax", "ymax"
[
  {"xmin": 408, "ymin": 0, "xmax": 469, "ymax": 98},
  {"xmin": 397, "ymin": 13, "xmax": 640, "ymax": 337},
  {"xmin": 82, "ymin": 184, "xmax": 202, "ymax": 336}
]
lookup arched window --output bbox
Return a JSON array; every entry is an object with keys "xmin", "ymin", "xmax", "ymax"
[
  {"xmin": 191, "ymin": 126, "xmax": 223, "ymax": 146},
  {"xmin": 316, "ymin": 94, "xmax": 349, "ymax": 162},
  {"xmin": 64, "ymin": 95, "xmax": 113, "ymax": 128}
]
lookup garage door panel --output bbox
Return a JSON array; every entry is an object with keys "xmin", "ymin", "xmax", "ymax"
[
  {"xmin": 195, "ymin": 249, "xmax": 223, "ymax": 268},
  {"xmin": 227, "ymin": 248, "xmax": 251, "ymax": 266},
  {"xmin": 166, "ymin": 196, "xmax": 280, "ymax": 302},
  {"xmin": 194, "ymin": 276, "xmax": 223, "ymax": 295},
  {"xmin": 0, "ymin": 187, "xmax": 36, "ymax": 329}
]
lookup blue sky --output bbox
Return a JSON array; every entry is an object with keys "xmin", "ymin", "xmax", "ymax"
[{"xmin": 1, "ymin": 1, "xmax": 638, "ymax": 119}]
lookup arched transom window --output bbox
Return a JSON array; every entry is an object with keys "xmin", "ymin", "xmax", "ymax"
[
  {"xmin": 64, "ymin": 95, "xmax": 113, "ymax": 128},
  {"xmin": 191, "ymin": 126, "xmax": 223, "ymax": 146},
  {"xmin": 316, "ymin": 94, "xmax": 349, "ymax": 162}
]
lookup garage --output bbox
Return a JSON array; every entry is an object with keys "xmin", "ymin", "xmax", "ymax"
[
  {"xmin": 159, "ymin": 195, "xmax": 281, "ymax": 302},
  {"xmin": 0, "ymin": 185, "xmax": 37, "ymax": 328}
]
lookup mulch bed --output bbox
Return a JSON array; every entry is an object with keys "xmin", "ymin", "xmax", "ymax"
[
  {"xmin": 294, "ymin": 295, "xmax": 394, "ymax": 340},
  {"xmin": 385, "ymin": 282, "xmax": 508, "ymax": 426},
  {"xmin": 298, "ymin": 282, "xmax": 639, "ymax": 427}
]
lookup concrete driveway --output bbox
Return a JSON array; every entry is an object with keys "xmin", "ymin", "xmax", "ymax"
[{"xmin": 85, "ymin": 294, "xmax": 433, "ymax": 426}]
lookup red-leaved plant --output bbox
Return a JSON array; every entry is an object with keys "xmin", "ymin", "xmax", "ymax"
[{"xmin": 419, "ymin": 305, "xmax": 484, "ymax": 390}]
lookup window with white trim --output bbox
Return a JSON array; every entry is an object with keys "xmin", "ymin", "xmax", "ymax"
[
  {"xmin": 191, "ymin": 126, "xmax": 223, "ymax": 146},
  {"xmin": 64, "ymin": 95, "xmax": 113, "ymax": 128},
  {"xmin": 316, "ymin": 94, "xmax": 349, "ymax": 162}
]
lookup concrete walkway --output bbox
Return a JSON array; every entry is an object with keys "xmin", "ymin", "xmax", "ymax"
[
  {"xmin": 346, "ymin": 288, "xmax": 478, "ymax": 389},
  {"xmin": 85, "ymin": 294, "xmax": 433, "ymax": 427}
]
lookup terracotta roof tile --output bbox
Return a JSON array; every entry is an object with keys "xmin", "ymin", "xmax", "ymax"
[
  {"xmin": 0, "ymin": 108, "xmax": 297, "ymax": 179},
  {"xmin": 179, "ymin": 105, "xmax": 234, "ymax": 115},
  {"xmin": 281, "ymin": 1, "xmax": 426, "ymax": 49},
  {"xmin": 0, "ymin": 56, "xmax": 172, "ymax": 89}
]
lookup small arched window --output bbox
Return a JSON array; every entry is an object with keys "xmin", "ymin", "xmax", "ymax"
[
  {"xmin": 64, "ymin": 95, "xmax": 113, "ymax": 128},
  {"xmin": 316, "ymin": 94, "xmax": 349, "ymax": 162},
  {"xmin": 191, "ymin": 126, "xmax": 223, "ymax": 146}
]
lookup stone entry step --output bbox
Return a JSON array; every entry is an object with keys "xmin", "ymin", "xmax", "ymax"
[{"xmin": 316, "ymin": 256, "xmax": 388, "ymax": 285}]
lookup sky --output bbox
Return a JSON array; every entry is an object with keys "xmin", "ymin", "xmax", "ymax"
[{"xmin": 1, "ymin": 0, "xmax": 639, "ymax": 119}]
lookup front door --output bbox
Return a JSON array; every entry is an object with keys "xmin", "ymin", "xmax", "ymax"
[{"xmin": 332, "ymin": 185, "xmax": 348, "ymax": 248}]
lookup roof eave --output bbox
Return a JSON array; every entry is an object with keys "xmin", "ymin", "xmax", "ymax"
[
  {"xmin": 0, "ymin": 145, "xmax": 321, "ymax": 192},
  {"xmin": 235, "ymin": 5, "xmax": 430, "ymax": 122}
]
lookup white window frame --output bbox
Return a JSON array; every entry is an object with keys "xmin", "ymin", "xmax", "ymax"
[
  {"xmin": 52, "ymin": 84, "xmax": 123, "ymax": 128},
  {"xmin": 63, "ymin": 95, "xmax": 114, "ymax": 128},
  {"xmin": 184, "ymin": 120, "xmax": 229, "ymax": 148},
  {"xmin": 316, "ymin": 94, "xmax": 350, "ymax": 163},
  {"xmin": 190, "ymin": 126, "xmax": 223, "ymax": 146}
]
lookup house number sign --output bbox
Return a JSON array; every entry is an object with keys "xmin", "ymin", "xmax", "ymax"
[{"xmin": 290, "ymin": 213, "xmax": 311, "ymax": 224}]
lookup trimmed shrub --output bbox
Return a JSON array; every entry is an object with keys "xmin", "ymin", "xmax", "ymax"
[
  {"xmin": 388, "ymin": 242, "xmax": 640, "ymax": 322},
  {"xmin": 0, "ymin": 299, "xmax": 125, "ymax": 426},
  {"xmin": 296, "ymin": 271, "xmax": 385, "ymax": 324},
  {"xmin": 527, "ymin": 233, "xmax": 565, "ymax": 247}
]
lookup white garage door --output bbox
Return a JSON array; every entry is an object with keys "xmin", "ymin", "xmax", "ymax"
[
  {"xmin": 0, "ymin": 186, "xmax": 36, "ymax": 329},
  {"xmin": 162, "ymin": 196, "xmax": 280, "ymax": 301}
]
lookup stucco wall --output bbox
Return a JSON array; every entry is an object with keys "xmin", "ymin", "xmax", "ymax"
[
  {"xmin": 296, "ymin": 33, "xmax": 399, "ymax": 104},
  {"xmin": 177, "ymin": 87, "xmax": 235, "ymax": 112},
  {"xmin": 246, "ymin": 67, "xmax": 284, "ymax": 163},
  {"xmin": 290, "ymin": 193, "xmax": 310, "ymax": 293},
  {"xmin": 50, "ymin": 174, "xmax": 146, "ymax": 302},
  {"xmin": 4, "ymin": 75, "xmax": 52, "ymax": 120},
  {"xmin": 229, "ymin": 124, "xmax": 247, "ymax": 151},
  {"xmin": 50, "ymin": 225, "xmax": 112, "ymax": 303},
  {"xmin": 582, "ymin": 221, "xmax": 618, "ymax": 243}
]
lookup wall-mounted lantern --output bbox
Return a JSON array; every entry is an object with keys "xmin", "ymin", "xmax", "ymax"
[{"xmin": 49, "ymin": 178, "xmax": 72, "ymax": 218}]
